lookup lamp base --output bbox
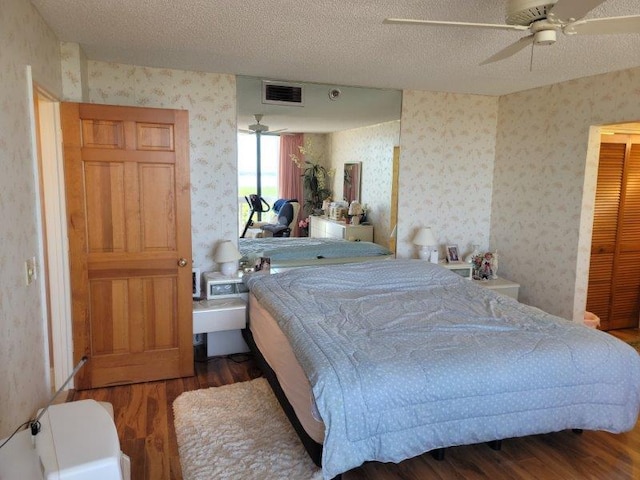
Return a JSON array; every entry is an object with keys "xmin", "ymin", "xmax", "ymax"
[
  {"xmin": 419, "ymin": 247, "xmax": 439, "ymax": 264},
  {"xmin": 220, "ymin": 261, "xmax": 238, "ymax": 276},
  {"xmin": 418, "ymin": 246, "xmax": 430, "ymax": 260}
]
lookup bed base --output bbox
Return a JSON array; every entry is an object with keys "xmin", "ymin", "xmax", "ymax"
[{"xmin": 241, "ymin": 328, "xmax": 328, "ymax": 468}]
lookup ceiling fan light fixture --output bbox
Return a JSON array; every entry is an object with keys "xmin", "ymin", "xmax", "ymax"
[{"xmin": 534, "ymin": 29, "xmax": 557, "ymax": 45}]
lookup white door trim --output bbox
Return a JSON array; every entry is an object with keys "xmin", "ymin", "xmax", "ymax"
[{"xmin": 29, "ymin": 66, "xmax": 74, "ymax": 390}]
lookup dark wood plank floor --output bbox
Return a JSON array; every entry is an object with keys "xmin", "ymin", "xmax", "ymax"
[{"xmin": 73, "ymin": 351, "xmax": 640, "ymax": 480}]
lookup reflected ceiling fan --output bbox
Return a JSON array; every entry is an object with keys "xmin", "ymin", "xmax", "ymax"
[
  {"xmin": 384, "ymin": 0, "xmax": 640, "ymax": 65},
  {"xmin": 239, "ymin": 114, "xmax": 288, "ymax": 136}
]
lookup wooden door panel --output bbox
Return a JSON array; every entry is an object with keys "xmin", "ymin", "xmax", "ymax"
[
  {"xmin": 137, "ymin": 123, "xmax": 174, "ymax": 151},
  {"xmin": 62, "ymin": 102, "xmax": 192, "ymax": 389},
  {"xmin": 90, "ymin": 279, "xmax": 130, "ymax": 355},
  {"xmin": 143, "ymin": 277, "xmax": 178, "ymax": 349},
  {"xmin": 82, "ymin": 119, "xmax": 124, "ymax": 149},
  {"xmin": 140, "ymin": 164, "xmax": 177, "ymax": 251},
  {"xmin": 85, "ymin": 162, "xmax": 126, "ymax": 253}
]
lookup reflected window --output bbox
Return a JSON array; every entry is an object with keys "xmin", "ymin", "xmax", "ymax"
[{"xmin": 238, "ymin": 133, "xmax": 279, "ymax": 225}]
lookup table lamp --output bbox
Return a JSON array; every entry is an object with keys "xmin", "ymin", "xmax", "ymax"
[
  {"xmin": 413, "ymin": 227, "xmax": 438, "ymax": 263},
  {"xmin": 348, "ymin": 201, "xmax": 363, "ymax": 225},
  {"xmin": 214, "ymin": 240, "xmax": 242, "ymax": 276}
]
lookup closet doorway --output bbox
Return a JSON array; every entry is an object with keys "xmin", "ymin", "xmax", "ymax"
[{"xmin": 587, "ymin": 126, "xmax": 640, "ymax": 330}]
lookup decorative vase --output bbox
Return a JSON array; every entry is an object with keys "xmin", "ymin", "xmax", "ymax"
[{"xmin": 465, "ymin": 244, "xmax": 480, "ymax": 263}]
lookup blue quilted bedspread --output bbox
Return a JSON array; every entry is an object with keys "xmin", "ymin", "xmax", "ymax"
[
  {"xmin": 239, "ymin": 237, "xmax": 391, "ymax": 263},
  {"xmin": 244, "ymin": 260, "xmax": 640, "ymax": 479}
]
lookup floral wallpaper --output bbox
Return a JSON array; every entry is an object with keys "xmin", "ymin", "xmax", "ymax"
[
  {"xmin": 397, "ymin": 91, "xmax": 499, "ymax": 263},
  {"xmin": 86, "ymin": 61, "xmax": 238, "ymax": 272},
  {"xmin": 493, "ymin": 67, "xmax": 640, "ymax": 321},
  {"xmin": 60, "ymin": 42, "xmax": 88, "ymax": 102},
  {"xmin": 0, "ymin": 0, "xmax": 62, "ymax": 438},
  {"xmin": 328, "ymin": 121, "xmax": 401, "ymax": 246}
]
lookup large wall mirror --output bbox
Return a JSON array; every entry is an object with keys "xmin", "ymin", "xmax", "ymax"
[
  {"xmin": 344, "ymin": 162, "xmax": 361, "ymax": 204},
  {"xmin": 236, "ymin": 75, "xmax": 401, "ymax": 247}
]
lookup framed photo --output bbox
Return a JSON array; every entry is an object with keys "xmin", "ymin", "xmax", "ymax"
[
  {"xmin": 255, "ymin": 256, "xmax": 271, "ymax": 272},
  {"xmin": 446, "ymin": 245, "xmax": 461, "ymax": 263}
]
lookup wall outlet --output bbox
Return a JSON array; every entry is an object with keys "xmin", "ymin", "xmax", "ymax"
[{"xmin": 25, "ymin": 257, "xmax": 36, "ymax": 286}]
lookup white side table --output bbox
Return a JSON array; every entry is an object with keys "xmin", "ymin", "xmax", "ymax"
[
  {"xmin": 193, "ymin": 298, "xmax": 249, "ymax": 357},
  {"xmin": 440, "ymin": 261, "xmax": 473, "ymax": 279},
  {"xmin": 474, "ymin": 277, "xmax": 520, "ymax": 300}
]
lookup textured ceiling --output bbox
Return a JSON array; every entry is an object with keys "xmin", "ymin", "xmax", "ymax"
[{"xmin": 31, "ymin": 0, "xmax": 640, "ymax": 130}]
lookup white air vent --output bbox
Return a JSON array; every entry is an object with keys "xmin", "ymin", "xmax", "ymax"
[{"xmin": 262, "ymin": 81, "xmax": 304, "ymax": 107}]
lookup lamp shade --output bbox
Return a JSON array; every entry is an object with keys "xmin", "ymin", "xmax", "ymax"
[
  {"xmin": 348, "ymin": 201, "xmax": 363, "ymax": 216},
  {"xmin": 214, "ymin": 240, "xmax": 242, "ymax": 263},
  {"xmin": 413, "ymin": 227, "xmax": 436, "ymax": 246}
]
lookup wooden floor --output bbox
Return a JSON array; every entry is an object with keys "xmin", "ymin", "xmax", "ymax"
[
  {"xmin": 609, "ymin": 327, "xmax": 640, "ymax": 343},
  {"xmin": 72, "ymin": 345, "xmax": 640, "ymax": 480}
]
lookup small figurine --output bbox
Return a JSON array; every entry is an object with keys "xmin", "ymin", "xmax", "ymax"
[{"xmin": 472, "ymin": 251, "xmax": 498, "ymax": 280}]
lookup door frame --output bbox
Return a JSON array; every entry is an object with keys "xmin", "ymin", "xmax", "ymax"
[{"xmin": 28, "ymin": 67, "xmax": 74, "ymax": 391}]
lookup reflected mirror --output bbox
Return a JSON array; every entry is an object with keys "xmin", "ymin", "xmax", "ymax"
[{"xmin": 343, "ymin": 162, "xmax": 361, "ymax": 204}]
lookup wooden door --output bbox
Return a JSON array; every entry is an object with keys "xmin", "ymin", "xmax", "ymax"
[
  {"xmin": 61, "ymin": 103, "xmax": 193, "ymax": 389},
  {"xmin": 587, "ymin": 135, "xmax": 640, "ymax": 330}
]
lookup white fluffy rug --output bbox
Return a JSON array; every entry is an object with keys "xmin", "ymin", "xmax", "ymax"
[{"xmin": 173, "ymin": 378, "xmax": 323, "ymax": 480}]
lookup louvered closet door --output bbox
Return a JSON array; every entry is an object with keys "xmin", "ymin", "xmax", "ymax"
[
  {"xmin": 587, "ymin": 136, "xmax": 640, "ymax": 330},
  {"xmin": 612, "ymin": 143, "xmax": 640, "ymax": 328},
  {"xmin": 587, "ymin": 142, "xmax": 624, "ymax": 329}
]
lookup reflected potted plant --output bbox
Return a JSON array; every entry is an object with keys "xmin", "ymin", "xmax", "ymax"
[{"xmin": 291, "ymin": 142, "xmax": 334, "ymax": 216}]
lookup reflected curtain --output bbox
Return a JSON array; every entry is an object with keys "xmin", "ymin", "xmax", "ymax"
[{"xmin": 279, "ymin": 133, "xmax": 304, "ymax": 236}]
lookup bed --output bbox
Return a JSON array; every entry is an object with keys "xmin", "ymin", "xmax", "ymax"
[
  {"xmin": 243, "ymin": 260, "xmax": 640, "ymax": 480},
  {"xmin": 238, "ymin": 237, "xmax": 392, "ymax": 271}
]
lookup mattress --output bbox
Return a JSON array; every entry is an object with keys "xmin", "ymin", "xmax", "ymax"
[
  {"xmin": 244, "ymin": 260, "xmax": 640, "ymax": 480},
  {"xmin": 238, "ymin": 237, "xmax": 391, "ymax": 269},
  {"xmin": 249, "ymin": 293, "xmax": 325, "ymax": 444}
]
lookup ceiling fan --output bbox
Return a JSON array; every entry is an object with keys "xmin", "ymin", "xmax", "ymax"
[
  {"xmin": 384, "ymin": 0, "xmax": 640, "ymax": 65},
  {"xmin": 239, "ymin": 114, "xmax": 288, "ymax": 135}
]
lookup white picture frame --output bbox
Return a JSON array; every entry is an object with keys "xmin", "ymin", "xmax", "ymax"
[{"xmin": 446, "ymin": 245, "xmax": 461, "ymax": 263}]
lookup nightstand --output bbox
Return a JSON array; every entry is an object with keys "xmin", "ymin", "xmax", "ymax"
[
  {"xmin": 440, "ymin": 262, "xmax": 473, "ymax": 279},
  {"xmin": 193, "ymin": 272, "xmax": 250, "ymax": 357},
  {"xmin": 474, "ymin": 277, "xmax": 520, "ymax": 300}
]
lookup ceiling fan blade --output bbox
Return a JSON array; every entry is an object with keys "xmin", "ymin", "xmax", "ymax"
[
  {"xmin": 480, "ymin": 35, "xmax": 535, "ymax": 65},
  {"xmin": 565, "ymin": 15, "xmax": 640, "ymax": 35},
  {"xmin": 383, "ymin": 18, "xmax": 528, "ymax": 32},
  {"xmin": 547, "ymin": 0, "xmax": 606, "ymax": 24}
]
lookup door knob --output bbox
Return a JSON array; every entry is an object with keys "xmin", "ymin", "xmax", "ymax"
[{"xmin": 178, "ymin": 258, "xmax": 188, "ymax": 267}]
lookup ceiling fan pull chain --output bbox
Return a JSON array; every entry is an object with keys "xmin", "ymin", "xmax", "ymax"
[{"xmin": 529, "ymin": 42, "xmax": 535, "ymax": 72}]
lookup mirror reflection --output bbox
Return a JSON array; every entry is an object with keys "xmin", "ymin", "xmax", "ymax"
[
  {"xmin": 343, "ymin": 162, "xmax": 361, "ymax": 204},
  {"xmin": 236, "ymin": 75, "xmax": 401, "ymax": 248}
]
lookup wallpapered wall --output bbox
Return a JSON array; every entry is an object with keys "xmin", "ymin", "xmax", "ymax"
[
  {"xmin": 328, "ymin": 121, "xmax": 401, "ymax": 246},
  {"xmin": 60, "ymin": 42, "xmax": 88, "ymax": 102},
  {"xmin": 397, "ymin": 91, "xmax": 499, "ymax": 262},
  {"xmin": 493, "ymin": 67, "xmax": 640, "ymax": 321},
  {"xmin": 85, "ymin": 61, "xmax": 238, "ymax": 272},
  {"xmin": 0, "ymin": 0, "xmax": 62, "ymax": 438}
]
